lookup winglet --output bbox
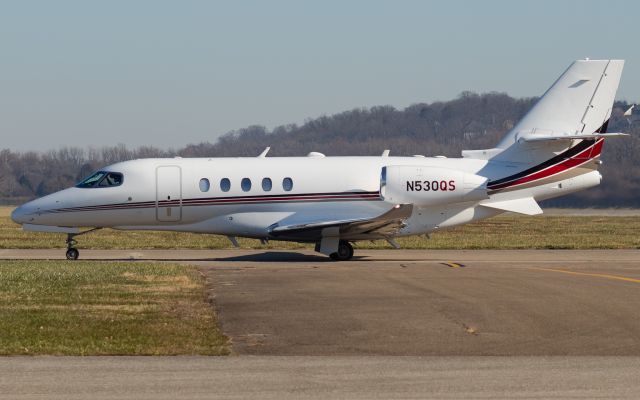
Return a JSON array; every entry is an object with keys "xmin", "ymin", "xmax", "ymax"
[
  {"xmin": 479, "ymin": 197, "xmax": 543, "ymax": 216},
  {"xmin": 258, "ymin": 147, "xmax": 270, "ymax": 158}
]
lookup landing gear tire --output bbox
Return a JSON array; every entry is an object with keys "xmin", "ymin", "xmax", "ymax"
[
  {"xmin": 330, "ymin": 241, "xmax": 354, "ymax": 261},
  {"xmin": 66, "ymin": 248, "xmax": 79, "ymax": 260}
]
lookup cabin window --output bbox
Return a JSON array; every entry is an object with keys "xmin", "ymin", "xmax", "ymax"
[
  {"xmin": 283, "ymin": 177, "xmax": 293, "ymax": 191},
  {"xmin": 199, "ymin": 178, "xmax": 210, "ymax": 192},
  {"xmin": 241, "ymin": 178, "xmax": 252, "ymax": 192},
  {"xmin": 262, "ymin": 177, "xmax": 272, "ymax": 192},
  {"xmin": 220, "ymin": 178, "xmax": 231, "ymax": 192}
]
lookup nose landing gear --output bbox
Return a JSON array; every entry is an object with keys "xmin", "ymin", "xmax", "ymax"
[
  {"xmin": 64, "ymin": 228, "xmax": 101, "ymax": 260},
  {"xmin": 66, "ymin": 234, "xmax": 80, "ymax": 260}
]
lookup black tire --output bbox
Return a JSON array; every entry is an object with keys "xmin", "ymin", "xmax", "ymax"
[
  {"xmin": 66, "ymin": 248, "xmax": 79, "ymax": 260},
  {"xmin": 329, "ymin": 241, "xmax": 354, "ymax": 261}
]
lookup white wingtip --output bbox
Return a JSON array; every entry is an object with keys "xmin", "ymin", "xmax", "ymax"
[{"xmin": 258, "ymin": 147, "xmax": 270, "ymax": 158}]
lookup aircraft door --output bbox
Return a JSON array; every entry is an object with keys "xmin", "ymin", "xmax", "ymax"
[{"xmin": 156, "ymin": 166, "xmax": 182, "ymax": 222}]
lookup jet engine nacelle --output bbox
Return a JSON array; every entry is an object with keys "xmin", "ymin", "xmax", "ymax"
[{"xmin": 380, "ymin": 165, "xmax": 488, "ymax": 206}]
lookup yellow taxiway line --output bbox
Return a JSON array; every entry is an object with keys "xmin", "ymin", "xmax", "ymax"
[{"xmin": 530, "ymin": 267, "xmax": 640, "ymax": 284}]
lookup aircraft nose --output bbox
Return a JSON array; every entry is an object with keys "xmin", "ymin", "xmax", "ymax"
[{"xmin": 11, "ymin": 206, "xmax": 27, "ymax": 225}]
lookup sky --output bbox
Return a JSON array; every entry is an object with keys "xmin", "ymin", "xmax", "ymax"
[{"xmin": 1, "ymin": 0, "xmax": 638, "ymax": 151}]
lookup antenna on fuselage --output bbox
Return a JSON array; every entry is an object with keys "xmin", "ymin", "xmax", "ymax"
[
  {"xmin": 381, "ymin": 149, "xmax": 390, "ymax": 157},
  {"xmin": 257, "ymin": 147, "xmax": 271, "ymax": 158}
]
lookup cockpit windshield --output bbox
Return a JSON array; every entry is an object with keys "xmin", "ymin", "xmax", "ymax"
[
  {"xmin": 76, "ymin": 171, "xmax": 124, "ymax": 188},
  {"xmin": 98, "ymin": 172, "xmax": 123, "ymax": 187}
]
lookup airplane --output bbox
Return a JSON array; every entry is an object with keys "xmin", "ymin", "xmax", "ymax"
[{"xmin": 11, "ymin": 59, "xmax": 628, "ymax": 261}]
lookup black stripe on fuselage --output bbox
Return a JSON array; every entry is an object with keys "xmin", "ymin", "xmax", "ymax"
[
  {"xmin": 487, "ymin": 139, "xmax": 596, "ymax": 188},
  {"xmin": 488, "ymin": 119, "xmax": 609, "ymax": 189}
]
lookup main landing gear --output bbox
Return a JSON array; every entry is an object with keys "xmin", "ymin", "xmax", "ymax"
[
  {"xmin": 330, "ymin": 240, "xmax": 354, "ymax": 261},
  {"xmin": 65, "ymin": 228, "xmax": 101, "ymax": 260}
]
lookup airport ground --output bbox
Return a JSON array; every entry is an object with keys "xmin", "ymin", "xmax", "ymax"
[
  {"xmin": 1, "ymin": 205, "xmax": 640, "ymax": 398},
  {"xmin": 1, "ymin": 249, "xmax": 640, "ymax": 398}
]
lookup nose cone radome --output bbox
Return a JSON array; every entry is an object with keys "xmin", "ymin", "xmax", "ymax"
[{"xmin": 11, "ymin": 205, "xmax": 27, "ymax": 225}]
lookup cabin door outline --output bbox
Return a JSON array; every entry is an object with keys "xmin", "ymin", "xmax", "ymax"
[{"xmin": 156, "ymin": 165, "xmax": 182, "ymax": 222}]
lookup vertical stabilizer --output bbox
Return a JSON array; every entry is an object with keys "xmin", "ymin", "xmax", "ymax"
[{"xmin": 497, "ymin": 59, "xmax": 624, "ymax": 148}]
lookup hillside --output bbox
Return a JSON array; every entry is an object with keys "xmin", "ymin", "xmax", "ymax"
[{"xmin": 1, "ymin": 92, "xmax": 638, "ymax": 207}]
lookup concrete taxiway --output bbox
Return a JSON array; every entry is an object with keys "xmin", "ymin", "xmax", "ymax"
[{"xmin": 2, "ymin": 356, "xmax": 640, "ymax": 400}]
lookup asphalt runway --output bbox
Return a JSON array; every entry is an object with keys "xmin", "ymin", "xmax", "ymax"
[
  {"xmin": 198, "ymin": 249, "xmax": 640, "ymax": 356},
  {"xmin": 2, "ymin": 249, "xmax": 640, "ymax": 398}
]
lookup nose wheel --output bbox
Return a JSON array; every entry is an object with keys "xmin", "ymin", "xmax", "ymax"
[
  {"xmin": 63, "ymin": 228, "xmax": 101, "ymax": 261},
  {"xmin": 66, "ymin": 247, "xmax": 79, "ymax": 260},
  {"xmin": 66, "ymin": 234, "xmax": 79, "ymax": 260}
]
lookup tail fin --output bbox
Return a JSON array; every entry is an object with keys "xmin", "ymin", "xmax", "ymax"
[
  {"xmin": 463, "ymin": 59, "xmax": 625, "ymax": 162},
  {"xmin": 498, "ymin": 59, "xmax": 624, "ymax": 147}
]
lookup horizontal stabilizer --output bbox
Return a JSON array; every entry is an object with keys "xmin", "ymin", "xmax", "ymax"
[
  {"xmin": 479, "ymin": 197, "xmax": 543, "ymax": 216},
  {"xmin": 520, "ymin": 132, "xmax": 628, "ymax": 142},
  {"xmin": 23, "ymin": 224, "xmax": 80, "ymax": 234}
]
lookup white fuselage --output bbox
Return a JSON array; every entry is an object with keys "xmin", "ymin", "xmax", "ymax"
[{"xmin": 12, "ymin": 154, "xmax": 601, "ymax": 241}]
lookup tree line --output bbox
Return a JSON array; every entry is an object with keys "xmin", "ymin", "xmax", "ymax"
[{"xmin": 1, "ymin": 92, "xmax": 638, "ymax": 207}]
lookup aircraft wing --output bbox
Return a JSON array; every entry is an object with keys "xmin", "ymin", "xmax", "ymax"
[{"xmin": 268, "ymin": 204, "xmax": 413, "ymax": 241}]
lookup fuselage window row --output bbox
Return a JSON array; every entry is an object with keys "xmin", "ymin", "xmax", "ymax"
[{"xmin": 202, "ymin": 177, "xmax": 292, "ymax": 193}]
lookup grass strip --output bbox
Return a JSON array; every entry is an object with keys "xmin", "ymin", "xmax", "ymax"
[{"xmin": 0, "ymin": 260, "xmax": 228, "ymax": 355}]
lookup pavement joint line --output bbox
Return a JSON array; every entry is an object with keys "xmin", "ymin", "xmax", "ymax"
[{"xmin": 529, "ymin": 267, "xmax": 640, "ymax": 284}]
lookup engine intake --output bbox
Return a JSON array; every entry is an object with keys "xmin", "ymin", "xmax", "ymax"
[{"xmin": 380, "ymin": 165, "xmax": 488, "ymax": 206}]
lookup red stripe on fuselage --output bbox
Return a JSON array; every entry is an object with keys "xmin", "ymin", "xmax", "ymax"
[{"xmin": 488, "ymin": 139, "xmax": 603, "ymax": 191}]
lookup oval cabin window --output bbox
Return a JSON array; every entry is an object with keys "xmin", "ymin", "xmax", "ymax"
[
  {"xmin": 220, "ymin": 178, "xmax": 231, "ymax": 192},
  {"xmin": 262, "ymin": 177, "xmax": 272, "ymax": 192},
  {"xmin": 282, "ymin": 177, "xmax": 293, "ymax": 191},
  {"xmin": 199, "ymin": 178, "xmax": 210, "ymax": 192},
  {"xmin": 241, "ymin": 178, "xmax": 252, "ymax": 192}
]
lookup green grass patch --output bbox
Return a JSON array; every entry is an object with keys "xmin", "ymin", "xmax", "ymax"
[
  {"xmin": 0, "ymin": 260, "xmax": 229, "ymax": 355},
  {"xmin": 1, "ymin": 207, "xmax": 638, "ymax": 250}
]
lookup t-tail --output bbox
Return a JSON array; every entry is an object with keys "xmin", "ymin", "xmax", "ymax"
[{"xmin": 464, "ymin": 59, "xmax": 626, "ymax": 213}]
